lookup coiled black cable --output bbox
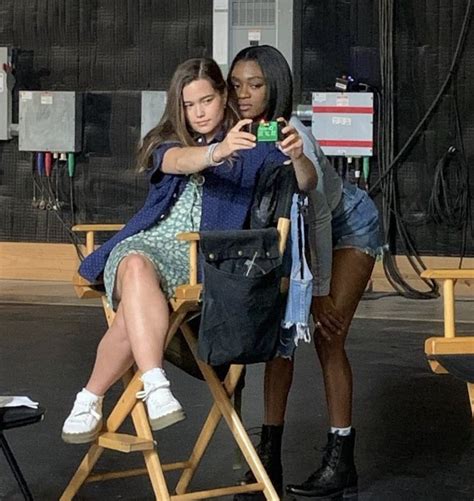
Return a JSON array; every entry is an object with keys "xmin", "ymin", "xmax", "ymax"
[{"xmin": 373, "ymin": 0, "xmax": 473, "ymax": 299}]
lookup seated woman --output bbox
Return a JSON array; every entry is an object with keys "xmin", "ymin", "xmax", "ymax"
[
  {"xmin": 229, "ymin": 45, "xmax": 383, "ymax": 499},
  {"xmin": 61, "ymin": 57, "xmax": 317, "ymax": 444}
]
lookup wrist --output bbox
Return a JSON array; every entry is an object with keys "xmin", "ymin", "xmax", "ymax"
[
  {"xmin": 291, "ymin": 150, "xmax": 304, "ymax": 161},
  {"xmin": 212, "ymin": 142, "xmax": 227, "ymax": 163},
  {"xmin": 205, "ymin": 143, "xmax": 224, "ymax": 167}
]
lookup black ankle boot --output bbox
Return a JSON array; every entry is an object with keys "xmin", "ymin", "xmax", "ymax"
[
  {"xmin": 234, "ymin": 424, "xmax": 283, "ymax": 500},
  {"xmin": 286, "ymin": 429, "xmax": 358, "ymax": 499}
]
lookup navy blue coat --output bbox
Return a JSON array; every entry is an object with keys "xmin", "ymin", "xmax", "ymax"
[{"xmin": 79, "ymin": 141, "xmax": 287, "ymax": 282}]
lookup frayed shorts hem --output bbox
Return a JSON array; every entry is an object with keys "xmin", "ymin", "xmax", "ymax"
[{"xmin": 333, "ymin": 243, "xmax": 387, "ymax": 260}]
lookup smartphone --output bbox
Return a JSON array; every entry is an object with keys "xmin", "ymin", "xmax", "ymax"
[{"xmin": 250, "ymin": 121, "xmax": 285, "ymax": 142}]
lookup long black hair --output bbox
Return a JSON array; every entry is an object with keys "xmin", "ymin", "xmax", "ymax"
[{"xmin": 228, "ymin": 45, "xmax": 293, "ymax": 121}]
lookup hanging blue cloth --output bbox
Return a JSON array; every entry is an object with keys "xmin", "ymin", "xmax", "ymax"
[{"xmin": 281, "ymin": 194, "xmax": 313, "ymax": 346}]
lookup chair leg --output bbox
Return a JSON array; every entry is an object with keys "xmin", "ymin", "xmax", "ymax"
[
  {"xmin": 59, "ymin": 444, "xmax": 105, "ymax": 501},
  {"xmin": 129, "ymin": 393, "xmax": 170, "ymax": 500},
  {"xmin": 468, "ymin": 383, "xmax": 474, "ymax": 419},
  {"xmin": 105, "ymin": 369, "xmax": 143, "ymax": 430},
  {"xmin": 180, "ymin": 325, "xmax": 279, "ymax": 501},
  {"xmin": 233, "ymin": 383, "xmax": 245, "ymax": 471},
  {"xmin": 0, "ymin": 432, "xmax": 34, "ymax": 501},
  {"xmin": 175, "ymin": 364, "xmax": 244, "ymax": 494},
  {"xmin": 198, "ymin": 364, "xmax": 279, "ymax": 500}
]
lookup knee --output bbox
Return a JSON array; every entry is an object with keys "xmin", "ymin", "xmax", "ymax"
[
  {"xmin": 119, "ymin": 254, "xmax": 154, "ymax": 282},
  {"xmin": 314, "ymin": 332, "xmax": 346, "ymax": 362}
]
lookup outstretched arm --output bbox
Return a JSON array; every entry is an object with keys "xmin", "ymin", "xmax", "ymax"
[{"xmin": 161, "ymin": 119, "xmax": 255, "ymax": 175}]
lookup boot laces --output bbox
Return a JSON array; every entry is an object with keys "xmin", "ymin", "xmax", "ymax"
[
  {"xmin": 254, "ymin": 430, "xmax": 273, "ymax": 462},
  {"xmin": 322, "ymin": 441, "xmax": 340, "ymax": 469},
  {"xmin": 306, "ymin": 441, "xmax": 340, "ymax": 482}
]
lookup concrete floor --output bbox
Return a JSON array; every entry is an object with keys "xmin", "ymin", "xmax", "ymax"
[{"xmin": 0, "ymin": 281, "xmax": 473, "ymax": 500}]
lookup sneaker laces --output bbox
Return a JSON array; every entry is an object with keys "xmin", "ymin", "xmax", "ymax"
[
  {"xmin": 71, "ymin": 400, "xmax": 101, "ymax": 421},
  {"xmin": 136, "ymin": 381, "xmax": 169, "ymax": 402}
]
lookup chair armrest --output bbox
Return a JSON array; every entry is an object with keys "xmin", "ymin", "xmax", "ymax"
[
  {"xmin": 72, "ymin": 271, "xmax": 104, "ymax": 299},
  {"xmin": 277, "ymin": 217, "xmax": 290, "ymax": 255},
  {"xmin": 176, "ymin": 233, "xmax": 200, "ymax": 285},
  {"xmin": 176, "ymin": 232, "xmax": 200, "ymax": 241},
  {"xmin": 421, "ymin": 269, "xmax": 474, "ymax": 280},
  {"xmin": 72, "ymin": 224, "xmax": 125, "ymax": 232},
  {"xmin": 72, "ymin": 224, "xmax": 125, "ymax": 255}
]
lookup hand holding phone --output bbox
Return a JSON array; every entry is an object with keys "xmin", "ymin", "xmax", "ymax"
[{"xmin": 249, "ymin": 120, "xmax": 285, "ymax": 142}]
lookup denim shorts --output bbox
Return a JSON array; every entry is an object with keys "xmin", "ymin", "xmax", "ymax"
[
  {"xmin": 275, "ymin": 183, "xmax": 384, "ymax": 359},
  {"xmin": 331, "ymin": 182, "xmax": 384, "ymax": 258}
]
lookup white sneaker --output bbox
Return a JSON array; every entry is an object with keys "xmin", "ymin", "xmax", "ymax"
[
  {"xmin": 62, "ymin": 388, "xmax": 103, "ymax": 444},
  {"xmin": 137, "ymin": 368, "xmax": 186, "ymax": 431}
]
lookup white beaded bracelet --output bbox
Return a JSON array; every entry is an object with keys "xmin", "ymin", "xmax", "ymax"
[{"xmin": 205, "ymin": 143, "xmax": 224, "ymax": 166}]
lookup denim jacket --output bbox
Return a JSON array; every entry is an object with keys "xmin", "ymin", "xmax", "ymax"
[
  {"xmin": 281, "ymin": 194, "xmax": 313, "ymax": 345},
  {"xmin": 79, "ymin": 141, "xmax": 287, "ymax": 283},
  {"xmin": 290, "ymin": 117, "xmax": 342, "ymax": 296}
]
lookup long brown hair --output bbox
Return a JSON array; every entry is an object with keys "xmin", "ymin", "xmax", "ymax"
[{"xmin": 137, "ymin": 58, "xmax": 240, "ymax": 172}]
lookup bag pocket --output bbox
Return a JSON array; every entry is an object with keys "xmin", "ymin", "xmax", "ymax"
[{"xmin": 198, "ymin": 228, "xmax": 284, "ymax": 366}]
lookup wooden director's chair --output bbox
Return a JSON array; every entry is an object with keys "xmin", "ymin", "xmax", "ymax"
[
  {"xmin": 421, "ymin": 268, "xmax": 474, "ymax": 419},
  {"xmin": 61, "ymin": 179, "xmax": 293, "ymax": 500}
]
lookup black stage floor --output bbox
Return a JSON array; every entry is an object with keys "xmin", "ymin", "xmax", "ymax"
[{"xmin": 0, "ymin": 303, "xmax": 473, "ymax": 500}]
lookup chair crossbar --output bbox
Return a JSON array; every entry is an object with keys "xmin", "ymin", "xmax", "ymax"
[
  {"xmin": 86, "ymin": 461, "xmax": 192, "ymax": 483},
  {"xmin": 171, "ymin": 482, "xmax": 265, "ymax": 500},
  {"xmin": 98, "ymin": 432, "xmax": 155, "ymax": 452}
]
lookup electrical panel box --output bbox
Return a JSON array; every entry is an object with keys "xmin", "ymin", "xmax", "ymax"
[
  {"xmin": 226, "ymin": 0, "xmax": 293, "ymax": 69},
  {"xmin": 141, "ymin": 91, "xmax": 167, "ymax": 140},
  {"xmin": 311, "ymin": 92, "xmax": 374, "ymax": 157},
  {"xmin": 0, "ymin": 47, "xmax": 14, "ymax": 140},
  {"xmin": 19, "ymin": 91, "xmax": 82, "ymax": 152}
]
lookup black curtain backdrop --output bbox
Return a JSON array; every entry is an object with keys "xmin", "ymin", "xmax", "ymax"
[
  {"xmin": 0, "ymin": 0, "xmax": 472, "ymax": 257},
  {"xmin": 294, "ymin": 0, "xmax": 473, "ymax": 256}
]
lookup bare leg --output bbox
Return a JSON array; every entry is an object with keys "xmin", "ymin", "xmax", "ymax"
[
  {"xmin": 85, "ymin": 254, "xmax": 169, "ymax": 395},
  {"xmin": 86, "ymin": 305, "xmax": 134, "ymax": 396},
  {"xmin": 314, "ymin": 248, "xmax": 375, "ymax": 427},
  {"xmin": 114, "ymin": 254, "xmax": 170, "ymax": 373},
  {"xmin": 264, "ymin": 357, "xmax": 294, "ymax": 425}
]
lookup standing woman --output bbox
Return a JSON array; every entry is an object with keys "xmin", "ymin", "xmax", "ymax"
[{"xmin": 229, "ymin": 45, "xmax": 383, "ymax": 499}]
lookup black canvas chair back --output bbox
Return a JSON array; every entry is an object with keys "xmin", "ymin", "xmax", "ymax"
[
  {"xmin": 198, "ymin": 227, "xmax": 284, "ymax": 365},
  {"xmin": 167, "ymin": 162, "xmax": 298, "ymax": 375}
]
